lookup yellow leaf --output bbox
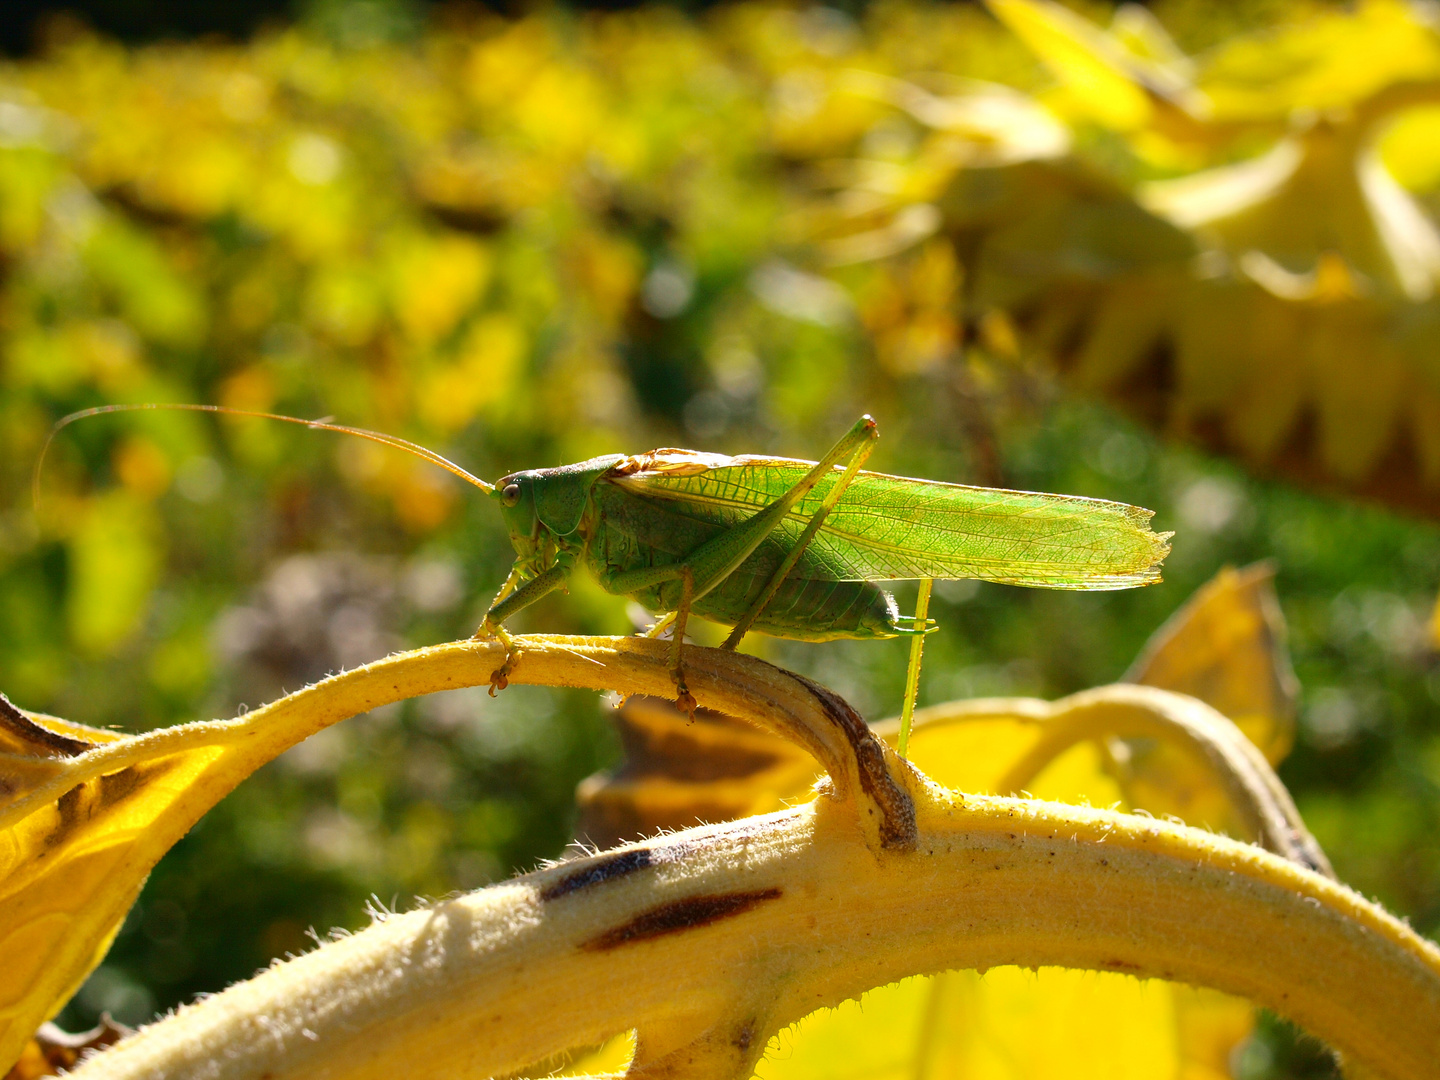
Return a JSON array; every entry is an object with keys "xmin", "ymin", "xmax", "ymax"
[
  {"xmin": 749, "ymin": 695, "xmax": 1253, "ymax": 1079},
  {"xmin": 1126, "ymin": 563, "xmax": 1298, "ymax": 764},
  {"xmin": 1219, "ymin": 331, "xmax": 1306, "ymax": 465},
  {"xmin": 142, "ymin": 135, "xmax": 249, "ymax": 218},
  {"xmin": 1174, "ymin": 986, "xmax": 1255, "ymax": 1080},
  {"xmin": 762, "ymin": 967, "xmax": 1230, "ymax": 1080},
  {"xmin": 902, "ymin": 710, "xmax": 1044, "ymax": 794},
  {"xmin": 1094, "ymin": 7, "xmax": 1440, "ymax": 507},
  {"xmin": 111, "ymin": 436, "xmax": 172, "ymax": 501},
  {"xmin": 1199, "ymin": 0, "xmax": 1440, "ymax": 121},
  {"xmin": 304, "ymin": 264, "xmax": 382, "ymax": 346},
  {"xmin": 1071, "ymin": 273, "xmax": 1181, "ymax": 393},
  {"xmin": 1169, "ymin": 283, "xmax": 1287, "ymax": 418},
  {"xmin": 1411, "ymin": 387, "xmax": 1440, "ymax": 487},
  {"xmin": 384, "ymin": 458, "xmax": 459, "ymax": 534},
  {"xmin": 0, "ymin": 691, "xmax": 311, "ymax": 1068},
  {"xmin": 576, "ymin": 697, "xmax": 818, "ymax": 851},
  {"xmin": 986, "ymin": 0, "xmax": 1153, "ymax": 130},
  {"xmin": 418, "ymin": 313, "xmax": 527, "ymax": 432},
  {"xmin": 1307, "ymin": 306, "xmax": 1407, "ymax": 481},
  {"xmin": 0, "ymin": 698, "xmax": 135, "ymax": 1068},
  {"xmin": 1379, "ymin": 104, "xmax": 1440, "ymax": 192},
  {"xmin": 0, "ymin": 639, "xmax": 436, "ymax": 1072},
  {"xmin": 218, "ymin": 364, "xmax": 278, "ymax": 413},
  {"xmin": 529, "ymin": 1029, "xmax": 635, "ymax": 1078}
]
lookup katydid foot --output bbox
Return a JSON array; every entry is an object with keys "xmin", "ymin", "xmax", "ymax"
[
  {"xmin": 474, "ymin": 621, "xmax": 519, "ymax": 695},
  {"xmin": 637, "ymin": 612, "xmax": 696, "ymax": 717},
  {"xmin": 673, "ymin": 676, "xmax": 697, "ymax": 720}
]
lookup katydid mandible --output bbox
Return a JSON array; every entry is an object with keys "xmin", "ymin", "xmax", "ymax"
[{"xmin": 39, "ymin": 406, "xmax": 1173, "ymax": 745}]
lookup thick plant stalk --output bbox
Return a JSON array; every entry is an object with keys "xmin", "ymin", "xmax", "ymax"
[
  {"xmin": 994, "ymin": 684, "xmax": 1331, "ymax": 875},
  {"xmin": 66, "ymin": 786, "xmax": 1440, "ymax": 1080},
  {"xmin": 55, "ymin": 640, "xmax": 1440, "ymax": 1080},
  {"xmin": 884, "ymin": 686, "xmax": 1330, "ymax": 875},
  {"xmin": 0, "ymin": 635, "xmax": 912, "ymax": 1075}
]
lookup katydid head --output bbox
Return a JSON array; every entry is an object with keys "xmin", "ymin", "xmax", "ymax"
[
  {"xmin": 493, "ymin": 470, "xmax": 546, "ymax": 557},
  {"xmin": 492, "ymin": 454, "xmax": 626, "ymax": 558}
]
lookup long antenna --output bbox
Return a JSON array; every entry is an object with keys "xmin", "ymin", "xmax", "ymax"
[{"xmin": 34, "ymin": 403, "xmax": 495, "ymax": 519}]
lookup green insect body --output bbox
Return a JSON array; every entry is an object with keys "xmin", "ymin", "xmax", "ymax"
[
  {"xmin": 571, "ymin": 464, "xmax": 901, "ymax": 642},
  {"xmin": 41, "ymin": 406, "xmax": 1173, "ymax": 735},
  {"xmin": 489, "ymin": 444, "xmax": 1171, "ymax": 645}
]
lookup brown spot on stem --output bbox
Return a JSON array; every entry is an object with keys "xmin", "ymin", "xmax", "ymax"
[
  {"xmin": 582, "ymin": 888, "xmax": 782, "ymax": 951},
  {"xmin": 541, "ymin": 847, "xmax": 654, "ymax": 901}
]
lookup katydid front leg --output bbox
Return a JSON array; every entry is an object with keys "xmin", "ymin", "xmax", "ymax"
[
  {"xmin": 605, "ymin": 415, "xmax": 880, "ymax": 714},
  {"xmin": 476, "ymin": 559, "xmax": 571, "ymax": 692}
]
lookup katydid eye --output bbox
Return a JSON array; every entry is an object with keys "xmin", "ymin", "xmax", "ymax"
[{"xmin": 501, "ymin": 483, "xmax": 522, "ymax": 507}]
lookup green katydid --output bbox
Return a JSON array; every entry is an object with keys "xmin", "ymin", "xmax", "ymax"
[{"xmin": 39, "ymin": 407, "xmax": 1172, "ymax": 749}]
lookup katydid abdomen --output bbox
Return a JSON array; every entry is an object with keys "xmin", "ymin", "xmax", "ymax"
[{"xmin": 586, "ymin": 480, "xmax": 903, "ymax": 641}]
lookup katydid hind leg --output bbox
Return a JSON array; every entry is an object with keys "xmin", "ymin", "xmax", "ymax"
[
  {"xmin": 607, "ymin": 415, "xmax": 878, "ymax": 711},
  {"xmin": 665, "ymin": 415, "xmax": 879, "ymax": 610},
  {"xmin": 601, "ymin": 416, "xmax": 878, "ymax": 611},
  {"xmin": 720, "ymin": 419, "xmax": 878, "ymax": 651}
]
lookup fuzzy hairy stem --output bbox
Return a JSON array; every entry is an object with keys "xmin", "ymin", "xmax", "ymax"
[
  {"xmin": 69, "ymin": 787, "xmax": 1439, "ymax": 1080},
  {"xmin": 49, "ymin": 637, "xmax": 1440, "ymax": 1080},
  {"xmin": 881, "ymin": 685, "xmax": 1329, "ymax": 875}
]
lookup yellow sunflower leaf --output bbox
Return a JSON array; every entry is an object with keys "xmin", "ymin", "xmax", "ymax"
[
  {"xmin": 985, "ymin": 0, "xmax": 1152, "ymax": 130},
  {"xmin": 1125, "ymin": 562, "xmax": 1298, "ymax": 763},
  {"xmin": 760, "ymin": 968, "xmax": 1188, "ymax": 1080},
  {"xmin": 0, "ymin": 673, "xmax": 379, "ymax": 1073}
]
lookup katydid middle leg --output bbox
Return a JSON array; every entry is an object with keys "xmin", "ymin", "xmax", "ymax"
[{"xmin": 604, "ymin": 415, "xmax": 880, "ymax": 711}]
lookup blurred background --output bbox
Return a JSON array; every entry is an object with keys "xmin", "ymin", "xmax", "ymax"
[{"xmin": 1, "ymin": 0, "xmax": 1438, "ymax": 1075}]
